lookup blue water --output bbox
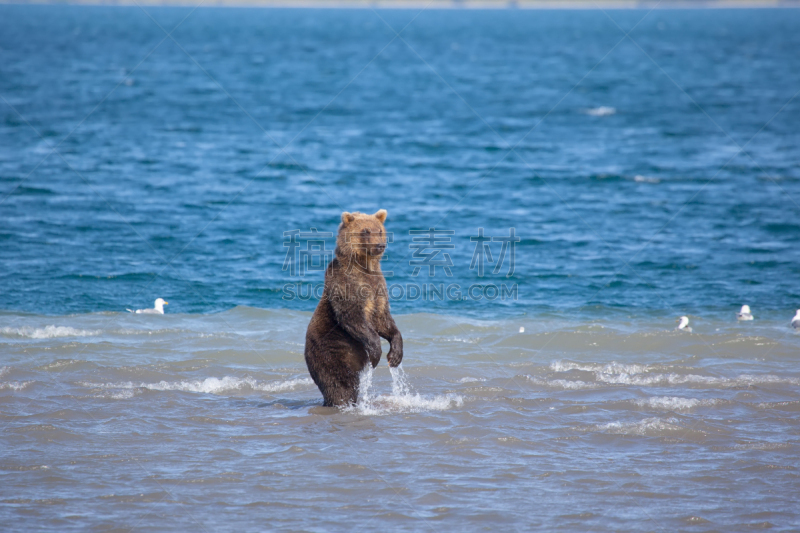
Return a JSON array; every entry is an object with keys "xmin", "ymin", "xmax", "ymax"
[
  {"xmin": 2, "ymin": 5, "xmax": 799, "ymax": 318},
  {"xmin": 3, "ymin": 7, "xmax": 800, "ymax": 532}
]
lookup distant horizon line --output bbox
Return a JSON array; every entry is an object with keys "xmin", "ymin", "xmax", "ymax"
[{"xmin": 3, "ymin": 0, "xmax": 800, "ymax": 9}]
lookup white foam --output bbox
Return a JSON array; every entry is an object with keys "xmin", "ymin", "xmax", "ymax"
[
  {"xmin": 596, "ymin": 372, "xmax": 682, "ymax": 386},
  {"xmin": 109, "ymin": 389, "xmax": 138, "ymax": 400},
  {"xmin": 81, "ymin": 376, "xmax": 314, "ymax": 395},
  {"xmin": 526, "ymin": 376, "xmax": 598, "ymax": 390},
  {"xmin": 0, "ymin": 381, "xmax": 34, "ymax": 391},
  {"xmin": 0, "ymin": 366, "xmax": 8, "ymax": 378},
  {"xmin": 115, "ymin": 328, "xmax": 188, "ymax": 336},
  {"xmin": 551, "ymin": 360, "xmax": 652, "ymax": 375},
  {"xmin": 0, "ymin": 326, "xmax": 100, "ymax": 339},
  {"xmin": 442, "ymin": 336, "xmax": 479, "ymax": 344},
  {"xmin": 585, "ymin": 106, "xmax": 616, "ymax": 117},
  {"xmin": 596, "ymin": 417, "xmax": 683, "ymax": 436},
  {"xmin": 632, "ymin": 397, "xmax": 718, "ymax": 411},
  {"xmin": 596, "ymin": 373, "xmax": 800, "ymax": 387},
  {"xmin": 100, "ymin": 389, "xmax": 140, "ymax": 400},
  {"xmin": 345, "ymin": 365, "xmax": 463, "ymax": 415},
  {"xmin": 725, "ymin": 442, "xmax": 787, "ymax": 451},
  {"xmin": 737, "ymin": 374, "xmax": 800, "ymax": 386},
  {"xmin": 634, "ymin": 175, "xmax": 660, "ymax": 184},
  {"xmin": 40, "ymin": 359, "xmax": 82, "ymax": 370},
  {"xmin": 550, "ymin": 360, "xmax": 800, "ymax": 389},
  {"xmin": 92, "ymin": 388, "xmax": 141, "ymax": 400},
  {"xmin": 458, "ymin": 377, "xmax": 486, "ymax": 383},
  {"xmin": 255, "ymin": 378, "xmax": 314, "ymax": 393},
  {"xmin": 757, "ymin": 401, "xmax": 800, "ymax": 410}
]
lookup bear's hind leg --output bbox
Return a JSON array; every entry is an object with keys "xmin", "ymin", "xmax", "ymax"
[{"xmin": 321, "ymin": 370, "xmax": 360, "ymax": 407}]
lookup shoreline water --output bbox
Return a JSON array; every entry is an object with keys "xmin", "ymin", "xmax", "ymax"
[{"xmin": 2, "ymin": 304, "xmax": 799, "ymax": 530}]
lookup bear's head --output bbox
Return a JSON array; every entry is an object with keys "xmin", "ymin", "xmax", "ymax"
[{"xmin": 336, "ymin": 210, "xmax": 388, "ymax": 263}]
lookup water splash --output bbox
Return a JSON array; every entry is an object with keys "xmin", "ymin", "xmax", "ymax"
[
  {"xmin": 390, "ymin": 365, "xmax": 412, "ymax": 396},
  {"xmin": 347, "ymin": 364, "xmax": 462, "ymax": 415},
  {"xmin": 357, "ymin": 363, "xmax": 375, "ymax": 401}
]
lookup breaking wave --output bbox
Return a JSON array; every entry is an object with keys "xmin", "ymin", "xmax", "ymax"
[
  {"xmin": 80, "ymin": 376, "xmax": 314, "ymax": 396},
  {"xmin": 0, "ymin": 381, "xmax": 34, "ymax": 391},
  {"xmin": 39, "ymin": 359, "xmax": 86, "ymax": 371},
  {"xmin": 594, "ymin": 417, "xmax": 687, "ymax": 436},
  {"xmin": 0, "ymin": 325, "xmax": 101, "ymax": 339},
  {"xmin": 596, "ymin": 373, "xmax": 800, "ymax": 387},
  {"xmin": 632, "ymin": 396, "xmax": 720, "ymax": 411},
  {"xmin": 442, "ymin": 336, "xmax": 479, "ymax": 344},
  {"xmin": 551, "ymin": 360, "xmax": 654, "ymax": 375},
  {"xmin": 526, "ymin": 376, "xmax": 598, "ymax": 390},
  {"xmin": 548, "ymin": 360, "xmax": 800, "ymax": 389},
  {"xmin": 458, "ymin": 377, "xmax": 486, "ymax": 383}
]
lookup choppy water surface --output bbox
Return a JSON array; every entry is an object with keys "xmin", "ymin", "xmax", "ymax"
[
  {"xmin": 2, "ymin": 309, "xmax": 800, "ymax": 530},
  {"xmin": 2, "ymin": 5, "xmax": 800, "ymax": 531}
]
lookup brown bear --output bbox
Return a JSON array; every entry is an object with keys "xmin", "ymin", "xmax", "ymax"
[{"xmin": 304, "ymin": 209, "xmax": 403, "ymax": 407}]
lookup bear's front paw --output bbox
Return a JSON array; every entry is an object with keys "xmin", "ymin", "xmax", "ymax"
[
  {"xmin": 387, "ymin": 348, "xmax": 403, "ymax": 368},
  {"xmin": 367, "ymin": 339, "xmax": 382, "ymax": 368}
]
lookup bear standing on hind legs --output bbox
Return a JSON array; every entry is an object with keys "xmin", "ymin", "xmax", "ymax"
[{"xmin": 304, "ymin": 209, "xmax": 404, "ymax": 407}]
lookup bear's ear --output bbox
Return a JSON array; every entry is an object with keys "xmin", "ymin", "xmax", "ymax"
[
  {"xmin": 341, "ymin": 212, "xmax": 355, "ymax": 225},
  {"xmin": 373, "ymin": 209, "xmax": 387, "ymax": 223}
]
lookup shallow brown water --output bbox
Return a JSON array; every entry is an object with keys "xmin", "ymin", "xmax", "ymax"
[{"xmin": 2, "ymin": 307, "xmax": 799, "ymax": 531}]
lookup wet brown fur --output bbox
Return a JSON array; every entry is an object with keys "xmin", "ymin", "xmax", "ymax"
[{"xmin": 304, "ymin": 210, "xmax": 404, "ymax": 407}]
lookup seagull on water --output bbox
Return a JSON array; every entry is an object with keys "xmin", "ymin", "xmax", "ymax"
[
  {"xmin": 127, "ymin": 298, "xmax": 168, "ymax": 314},
  {"xmin": 792, "ymin": 310, "xmax": 800, "ymax": 330},
  {"xmin": 737, "ymin": 305, "xmax": 754, "ymax": 321},
  {"xmin": 676, "ymin": 316, "xmax": 692, "ymax": 333}
]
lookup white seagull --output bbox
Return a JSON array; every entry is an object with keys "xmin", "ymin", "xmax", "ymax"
[
  {"xmin": 737, "ymin": 305, "xmax": 754, "ymax": 321},
  {"xmin": 676, "ymin": 316, "xmax": 692, "ymax": 333},
  {"xmin": 127, "ymin": 298, "xmax": 168, "ymax": 314},
  {"xmin": 792, "ymin": 310, "xmax": 800, "ymax": 330}
]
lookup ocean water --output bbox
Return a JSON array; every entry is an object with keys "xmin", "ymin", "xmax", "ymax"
[{"xmin": 2, "ymin": 5, "xmax": 800, "ymax": 531}]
